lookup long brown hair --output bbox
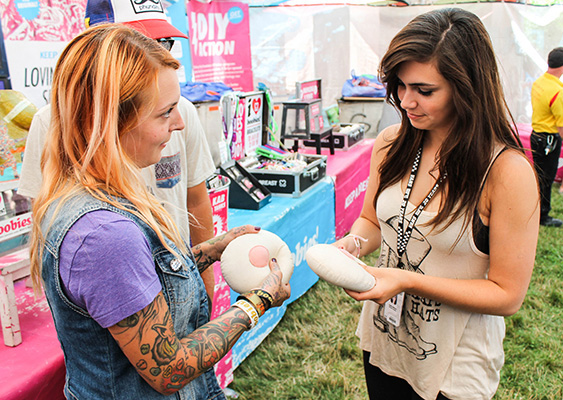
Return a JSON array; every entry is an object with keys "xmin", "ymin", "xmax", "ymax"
[
  {"xmin": 376, "ymin": 8, "xmax": 523, "ymax": 229},
  {"xmin": 30, "ymin": 24, "xmax": 184, "ymax": 291}
]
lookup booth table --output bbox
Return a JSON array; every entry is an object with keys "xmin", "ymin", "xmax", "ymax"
[{"xmin": 0, "ymin": 280, "xmax": 65, "ymax": 400}]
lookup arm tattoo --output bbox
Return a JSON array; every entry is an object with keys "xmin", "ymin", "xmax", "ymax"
[
  {"xmin": 109, "ymin": 293, "xmax": 251, "ymax": 394},
  {"xmin": 191, "ymin": 245, "xmax": 216, "ymax": 273},
  {"xmin": 183, "ymin": 312, "xmax": 249, "ymax": 371},
  {"xmin": 191, "ymin": 226, "xmax": 251, "ymax": 273}
]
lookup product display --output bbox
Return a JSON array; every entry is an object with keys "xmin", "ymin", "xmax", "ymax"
[
  {"xmin": 303, "ymin": 123, "xmax": 365, "ymax": 151},
  {"xmin": 221, "ymin": 229, "xmax": 294, "ymax": 293},
  {"xmin": 242, "ymin": 152, "xmax": 327, "ymax": 197},
  {"xmin": 218, "ymin": 160, "xmax": 272, "ymax": 210},
  {"xmin": 305, "ymin": 244, "xmax": 376, "ymax": 292},
  {"xmin": 280, "ymin": 99, "xmax": 335, "ymax": 155}
]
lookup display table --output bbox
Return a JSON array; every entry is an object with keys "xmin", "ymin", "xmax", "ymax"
[
  {"xmin": 0, "ymin": 280, "xmax": 65, "ymax": 400},
  {"xmin": 302, "ymin": 139, "xmax": 375, "ymax": 239}
]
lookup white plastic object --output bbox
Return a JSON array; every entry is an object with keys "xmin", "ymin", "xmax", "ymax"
[
  {"xmin": 220, "ymin": 230, "xmax": 294, "ymax": 294},
  {"xmin": 305, "ymin": 244, "xmax": 376, "ymax": 292}
]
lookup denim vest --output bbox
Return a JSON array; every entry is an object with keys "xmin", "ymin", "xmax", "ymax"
[{"xmin": 40, "ymin": 192, "xmax": 226, "ymax": 400}]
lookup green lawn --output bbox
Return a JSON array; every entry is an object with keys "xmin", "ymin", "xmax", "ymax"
[{"xmin": 229, "ymin": 187, "xmax": 563, "ymax": 400}]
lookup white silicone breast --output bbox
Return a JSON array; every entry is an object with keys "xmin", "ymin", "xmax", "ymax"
[
  {"xmin": 220, "ymin": 230, "xmax": 294, "ymax": 294},
  {"xmin": 305, "ymin": 244, "xmax": 376, "ymax": 292}
]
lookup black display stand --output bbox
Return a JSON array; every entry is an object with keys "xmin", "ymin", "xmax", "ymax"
[
  {"xmin": 280, "ymin": 99, "xmax": 335, "ymax": 155},
  {"xmin": 219, "ymin": 160, "xmax": 272, "ymax": 210}
]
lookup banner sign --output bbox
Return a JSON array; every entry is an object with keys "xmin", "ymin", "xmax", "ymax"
[
  {"xmin": 163, "ymin": 0, "xmax": 192, "ymax": 84},
  {"xmin": 0, "ymin": 211, "xmax": 32, "ymax": 243},
  {"xmin": 208, "ymin": 175, "xmax": 234, "ymax": 388},
  {"xmin": 186, "ymin": 1, "xmax": 253, "ymax": 92}
]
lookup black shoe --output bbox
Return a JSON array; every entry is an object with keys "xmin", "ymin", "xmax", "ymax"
[{"xmin": 540, "ymin": 216, "xmax": 563, "ymax": 227}]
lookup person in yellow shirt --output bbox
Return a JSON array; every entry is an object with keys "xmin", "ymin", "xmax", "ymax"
[{"xmin": 531, "ymin": 47, "xmax": 563, "ymax": 227}]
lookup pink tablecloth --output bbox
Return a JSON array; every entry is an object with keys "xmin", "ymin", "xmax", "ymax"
[{"xmin": 0, "ymin": 280, "xmax": 65, "ymax": 400}]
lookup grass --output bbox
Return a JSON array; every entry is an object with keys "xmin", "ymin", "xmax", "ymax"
[{"xmin": 228, "ymin": 187, "xmax": 563, "ymax": 400}]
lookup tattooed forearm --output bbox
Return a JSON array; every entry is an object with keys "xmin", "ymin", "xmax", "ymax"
[
  {"xmin": 109, "ymin": 291, "xmax": 252, "ymax": 395},
  {"xmin": 191, "ymin": 245, "xmax": 216, "ymax": 273},
  {"xmin": 191, "ymin": 226, "xmax": 251, "ymax": 273},
  {"xmin": 183, "ymin": 312, "xmax": 249, "ymax": 371}
]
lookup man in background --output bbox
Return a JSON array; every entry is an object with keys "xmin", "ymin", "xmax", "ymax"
[
  {"xmin": 19, "ymin": 0, "xmax": 218, "ymax": 295},
  {"xmin": 531, "ymin": 47, "xmax": 563, "ymax": 227}
]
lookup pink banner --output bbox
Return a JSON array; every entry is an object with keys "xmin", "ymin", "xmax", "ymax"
[
  {"xmin": 303, "ymin": 139, "xmax": 374, "ymax": 239},
  {"xmin": 1, "ymin": 0, "xmax": 85, "ymax": 42},
  {"xmin": 187, "ymin": 1, "xmax": 253, "ymax": 92},
  {"xmin": 208, "ymin": 178, "xmax": 233, "ymax": 388}
]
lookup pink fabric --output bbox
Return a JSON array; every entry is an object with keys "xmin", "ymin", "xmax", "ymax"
[
  {"xmin": 303, "ymin": 139, "xmax": 375, "ymax": 239},
  {"xmin": 0, "ymin": 280, "xmax": 65, "ymax": 400},
  {"xmin": 516, "ymin": 123, "xmax": 563, "ymax": 183},
  {"xmin": 209, "ymin": 182, "xmax": 233, "ymax": 388},
  {"xmin": 211, "ymin": 265, "xmax": 234, "ymax": 389}
]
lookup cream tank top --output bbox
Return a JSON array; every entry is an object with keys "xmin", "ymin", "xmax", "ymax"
[{"xmin": 357, "ymin": 168, "xmax": 506, "ymax": 399}]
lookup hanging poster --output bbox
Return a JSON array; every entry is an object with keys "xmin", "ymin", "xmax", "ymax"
[
  {"xmin": 186, "ymin": 1, "xmax": 253, "ymax": 92},
  {"xmin": 163, "ymin": 0, "xmax": 193, "ymax": 84},
  {"xmin": 0, "ymin": 0, "xmax": 86, "ymax": 108}
]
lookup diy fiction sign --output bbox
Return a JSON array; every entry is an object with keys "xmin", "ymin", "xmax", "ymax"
[{"xmin": 186, "ymin": 1, "xmax": 253, "ymax": 92}]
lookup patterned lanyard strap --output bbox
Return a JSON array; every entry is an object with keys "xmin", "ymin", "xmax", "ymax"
[{"xmin": 396, "ymin": 145, "xmax": 446, "ymax": 259}]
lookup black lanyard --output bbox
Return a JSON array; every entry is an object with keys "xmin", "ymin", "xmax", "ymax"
[{"xmin": 396, "ymin": 146, "xmax": 446, "ymax": 259}]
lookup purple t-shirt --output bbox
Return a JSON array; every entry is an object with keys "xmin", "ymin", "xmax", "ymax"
[{"xmin": 59, "ymin": 210, "xmax": 162, "ymax": 328}]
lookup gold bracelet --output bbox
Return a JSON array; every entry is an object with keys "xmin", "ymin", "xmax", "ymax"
[
  {"xmin": 250, "ymin": 289, "xmax": 274, "ymax": 311},
  {"xmin": 232, "ymin": 300, "xmax": 259, "ymax": 329},
  {"xmin": 237, "ymin": 293, "xmax": 266, "ymax": 316}
]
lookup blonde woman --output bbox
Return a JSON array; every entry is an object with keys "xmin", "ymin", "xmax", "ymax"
[{"xmin": 30, "ymin": 24, "xmax": 290, "ymax": 399}]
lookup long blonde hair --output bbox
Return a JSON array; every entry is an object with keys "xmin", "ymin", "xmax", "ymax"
[{"xmin": 30, "ymin": 24, "xmax": 185, "ymax": 291}]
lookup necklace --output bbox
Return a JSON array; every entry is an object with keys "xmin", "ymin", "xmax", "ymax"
[{"xmin": 396, "ymin": 145, "xmax": 447, "ymax": 262}]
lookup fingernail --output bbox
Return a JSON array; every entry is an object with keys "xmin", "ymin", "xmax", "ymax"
[
  {"xmin": 272, "ymin": 258, "xmax": 277, "ymax": 263},
  {"xmin": 254, "ymin": 226, "xmax": 261, "ymax": 231}
]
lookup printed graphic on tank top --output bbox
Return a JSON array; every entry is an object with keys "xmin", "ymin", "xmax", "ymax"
[{"xmin": 373, "ymin": 146, "xmax": 443, "ymax": 360}]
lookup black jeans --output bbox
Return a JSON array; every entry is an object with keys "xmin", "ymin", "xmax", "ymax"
[
  {"xmin": 363, "ymin": 351, "xmax": 450, "ymax": 400},
  {"xmin": 530, "ymin": 131, "xmax": 562, "ymax": 221}
]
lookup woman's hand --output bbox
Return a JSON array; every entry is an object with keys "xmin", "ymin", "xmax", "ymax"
[
  {"xmin": 192, "ymin": 225, "xmax": 260, "ymax": 274},
  {"xmin": 257, "ymin": 258, "xmax": 291, "ymax": 308},
  {"xmin": 212, "ymin": 225, "xmax": 261, "ymax": 256},
  {"xmin": 344, "ymin": 267, "xmax": 410, "ymax": 305}
]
